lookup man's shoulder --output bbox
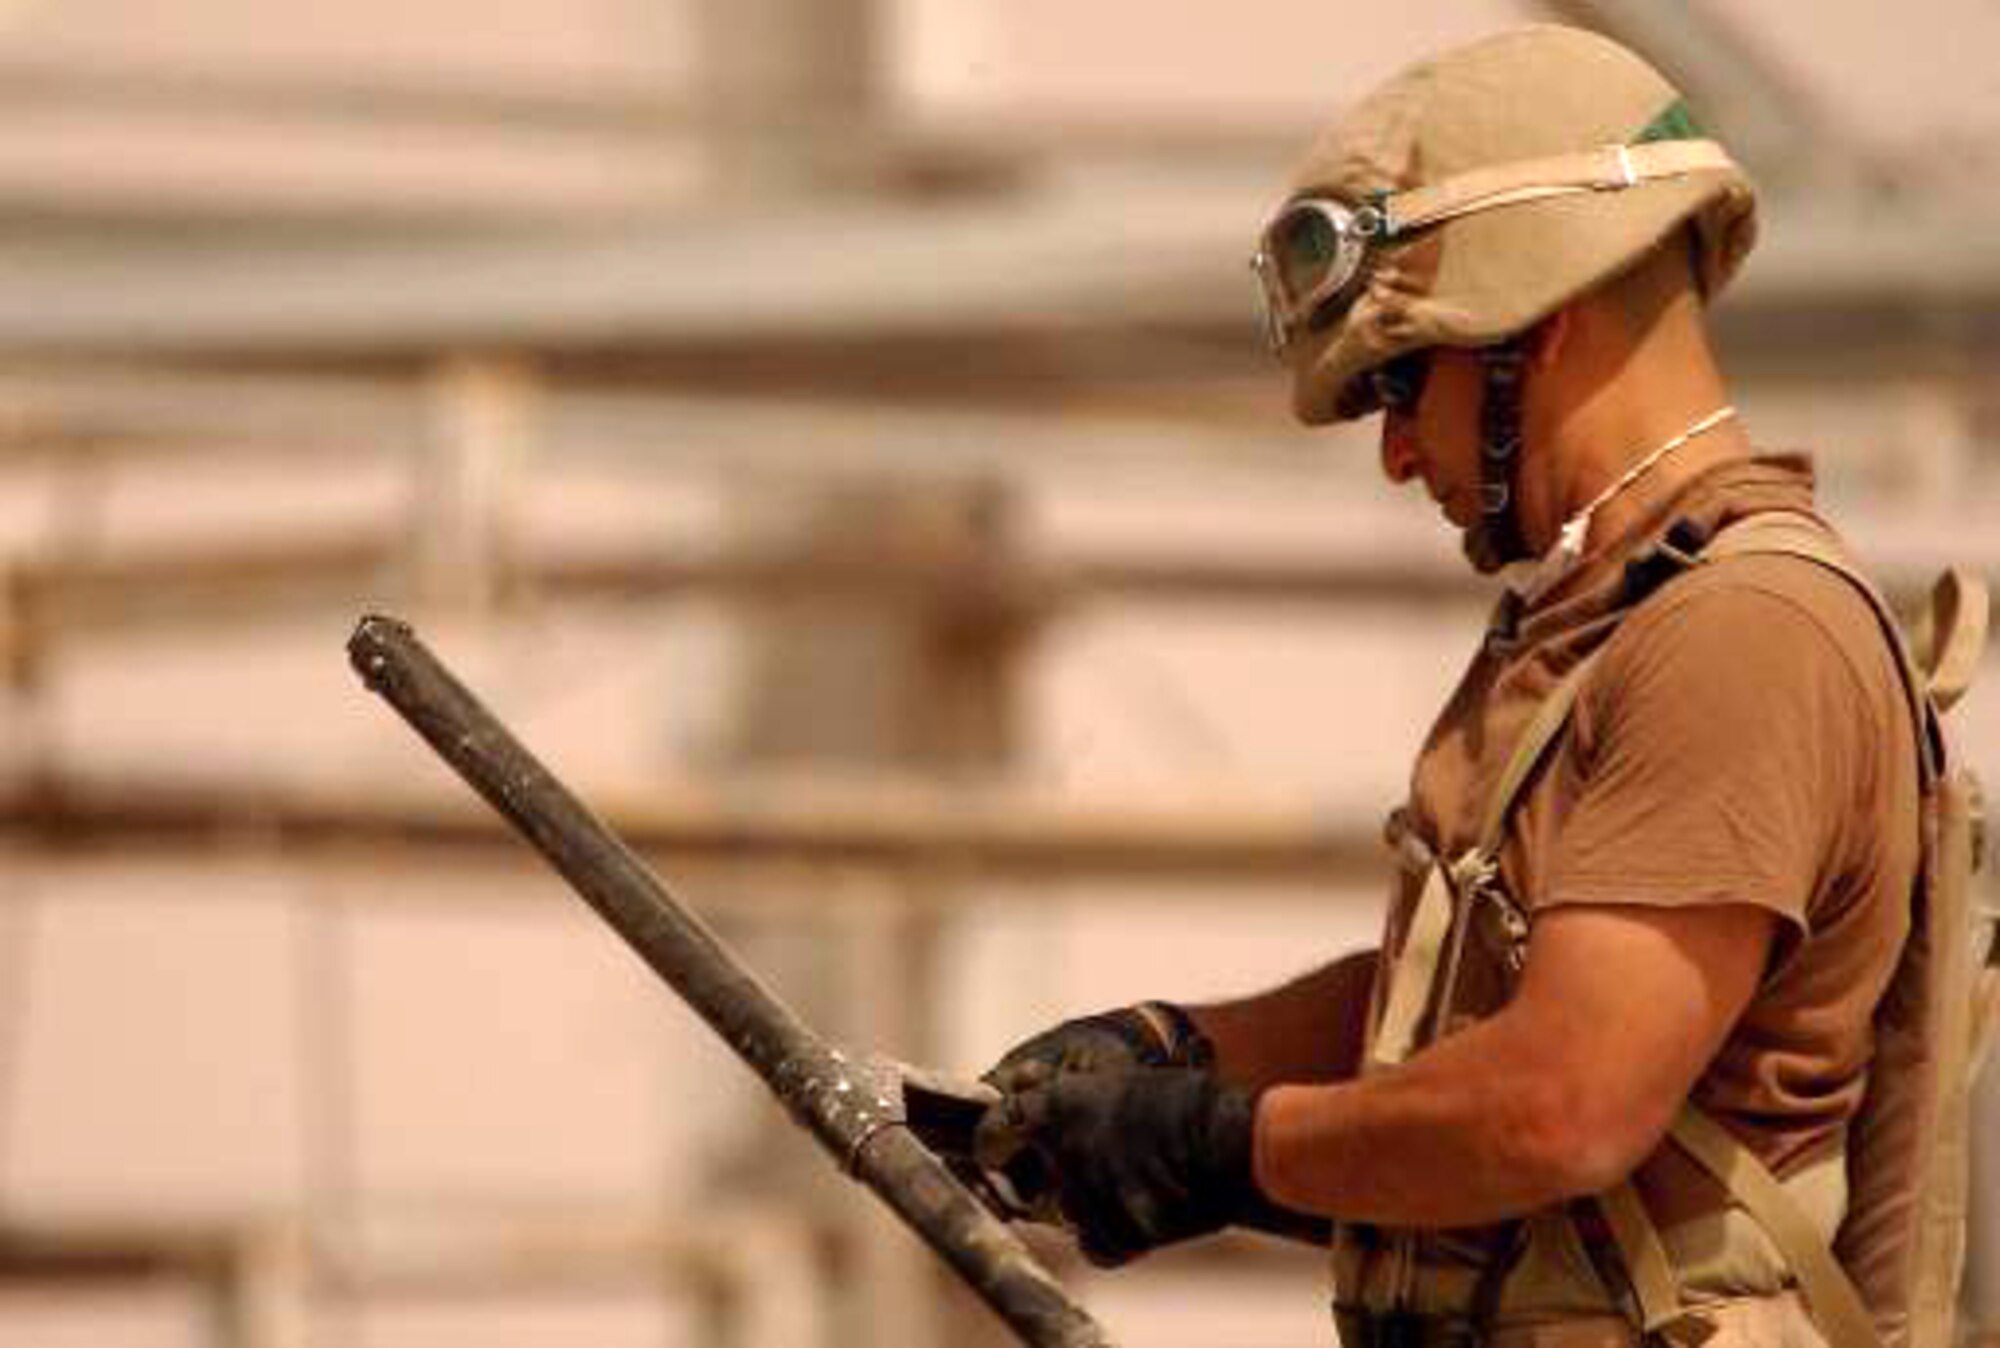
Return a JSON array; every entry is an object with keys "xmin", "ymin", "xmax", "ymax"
[
  {"xmin": 1576, "ymin": 539, "xmax": 1911, "ymax": 756},
  {"xmin": 1613, "ymin": 537, "xmax": 1899, "ymax": 694}
]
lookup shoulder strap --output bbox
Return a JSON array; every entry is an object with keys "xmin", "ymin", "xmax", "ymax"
[
  {"xmin": 1668, "ymin": 1108, "xmax": 1884, "ymax": 1348},
  {"xmin": 1594, "ymin": 1182, "xmax": 1685, "ymax": 1333},
  {"xmin": 1369, "ymin": 864, "xmax": 1455, "ymax": 1068},
  {"xmin": 1367, "ymin": 651, "xmax": 1605, "ymax": 1069},
  {"xmin": 1699, "ymin": 511, "xmax": 1945, "ymax": 784},
  {"xmin": 1474, "ymin": 651, "xmax": 1606, "ymax": 858}
]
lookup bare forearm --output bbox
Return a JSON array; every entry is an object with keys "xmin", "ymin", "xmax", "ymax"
[
  {"xmin": 1252, "ymin": 1009, "xmax": 1614, "ymax": 1227},
  {"xmin": 1184, "ymin": 950, "xmax": 1378, "ymax": 1091},
  {"xmin": 1248, "ymin": 902, "xmax": 1773, "ymax": 1228}
]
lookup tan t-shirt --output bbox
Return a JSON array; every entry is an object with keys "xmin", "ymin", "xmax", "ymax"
[{"xmin": 1399, "ymin": 455, "xmax": 1919, "ymax": 1200}]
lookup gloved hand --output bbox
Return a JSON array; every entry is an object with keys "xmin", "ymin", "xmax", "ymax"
[
  {"xmin": 981, "ymin": 1002, "xmax": 1213, "ymax": 1098},
  {"xmin": 981, "ymin": 1066, "xmax": 1269, "ymax": 1267},
  {"xmin": 975, "ymin": 1003, "xmax": 1216, "ymax": 1224}
]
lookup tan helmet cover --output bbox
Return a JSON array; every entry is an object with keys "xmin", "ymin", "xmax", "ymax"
[{"xmin": 1276, "ymin": 25, "xmax": 1759, "ymax": 425}]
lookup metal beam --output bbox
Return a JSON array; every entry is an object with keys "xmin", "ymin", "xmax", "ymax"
[
  {"xmin": 2, "ymin": 510, "xmax": 1984, "ymax": 646},
  {"xmin": 1538, "ymin": 0, "xmax": 1837, "ymax": 185},
  {"xmin": 693, "ymin": 0, "xmax": 883, "ymax": 193},
  {"xmin": 0, "ymin": 57, "xmax": 697, "ymax": 136},
  {"xmin": 1, "ymin": 772, "xmax": 1387, "ymax": 887},
  {"xmin": 0, "ymin": 525, "xmax": 1476, "ymax": 651},
  {"xmin": 3, "ymin": 185, "xmax": 1993, "ymax": 359}
]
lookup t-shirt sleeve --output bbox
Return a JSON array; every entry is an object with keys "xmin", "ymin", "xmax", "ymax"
[{"xmin": 1542, "ymin": 577, "xmax": 1874, "ymax": 929}]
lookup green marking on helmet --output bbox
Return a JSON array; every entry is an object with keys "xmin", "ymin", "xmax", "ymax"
[{"xmin": 1632, "ymin": 99, "xmax": 1705, "ymax": 145}]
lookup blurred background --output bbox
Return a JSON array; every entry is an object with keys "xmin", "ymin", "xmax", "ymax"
[{"xmin": 1, "ymin": 1, "xmax": 1997, "ymax": 1345}]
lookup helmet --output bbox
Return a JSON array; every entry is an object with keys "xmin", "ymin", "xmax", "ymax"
[{"xmin": 1254, "ymin": 25, "xmax": 1759, "ymax": 427}]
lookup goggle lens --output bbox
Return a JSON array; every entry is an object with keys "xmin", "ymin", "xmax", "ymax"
[{"xmin": 1272, "ymin": 207, "xmax": 1343, "ymax": 302}]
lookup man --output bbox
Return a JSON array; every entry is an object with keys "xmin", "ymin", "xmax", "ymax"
[{"xmin": 977, "ymin": 26, "xmax": 1932, "ymax": 1348}]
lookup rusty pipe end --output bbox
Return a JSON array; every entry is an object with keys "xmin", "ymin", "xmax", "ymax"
[{"xmin": 347, "ymin": 612, "xmax": 416, "ymax": 693}]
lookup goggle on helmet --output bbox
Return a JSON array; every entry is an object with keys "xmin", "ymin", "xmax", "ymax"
[
  {"xmin": 1249, "ymin": 138, "xmax": 1742, "ymax": 362},
  {"xmin": 1249, "ymin": 196, "xmax": 1388, "ymax": 356}
]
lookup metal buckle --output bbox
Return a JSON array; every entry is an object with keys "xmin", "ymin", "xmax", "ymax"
[
  {"xmin": 1482, "ymin": 889, "xmax": 1531, "ymax": 976},
  {"xmin": 1448, "ymin": 850, "xmax": 1529, "ymax": 976}
]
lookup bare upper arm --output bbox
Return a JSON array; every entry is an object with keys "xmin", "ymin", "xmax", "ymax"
[{"xmin": 1503, "ymin": 899, "xmax": 1776, "ymax": 1180}]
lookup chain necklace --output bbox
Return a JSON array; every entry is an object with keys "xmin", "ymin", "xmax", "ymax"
[{"xmin": 1512, "ymin": 403, "xmax": 1738, "ymax": 604}]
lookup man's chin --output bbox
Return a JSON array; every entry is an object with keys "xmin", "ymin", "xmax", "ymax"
[{"xmin": 1460, "ymin": 523, "xmax": 1512, "ymax": 575}]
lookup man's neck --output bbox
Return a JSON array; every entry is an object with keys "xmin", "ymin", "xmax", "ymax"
[
  {"xmin": 1521, "ymin": 314, "xmax": 1750, "ymax": 557},
  {"xmin": 1578, "ymin": 412, "xmax": 1753, "ymax": 552}
]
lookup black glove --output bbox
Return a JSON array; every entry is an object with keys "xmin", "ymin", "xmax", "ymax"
[
  {"xmin": 982, "ymin": 1002, "xmax": 1213, "ymax": 1098},
  {"xmin": 980, "ymin": 1066, "xmax": 1270, "ymax": 1268},
  {"xmin": 976, "ymin": 1003, "xmax": 1215, "ymax": 1223}
]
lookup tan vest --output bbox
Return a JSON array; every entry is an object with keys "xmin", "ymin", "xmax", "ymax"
[{"xmin": 1334, "ymin": 511, "xmax": 1995, "ymax": 1348}]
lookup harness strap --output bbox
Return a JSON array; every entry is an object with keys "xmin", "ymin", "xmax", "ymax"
[
  {"xmin": 1595, "ymin": 1182, "xmax": 1684, "ymax": 1333},
  {"xmin": 1475, "ymin": 651, "xmax": 1606, "ymax": 856},
  {"xmin": 1698, "ymin": 516, "xmax": 1995, "ymax": 1077},
  {"xmin": 1372, "ymin": 865, "xmax": 1457, "ymax": 1068},
  {"xmin": 1369, "ymin": 650, "xmax": 1606, "ymax": 1070},
  {"xmin": 1698, "ymin": 512, "xmax": 1943, "ymax": 785},
  {"xmin": 1668, "ymin": 1109, "xmax": 1882, "ymax": 1348},
  {"xmin": 1468, "ymin": 342, "xmax": 1531, "ymax": 572}
]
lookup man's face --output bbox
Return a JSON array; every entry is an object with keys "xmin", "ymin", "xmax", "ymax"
[{"xmin": 1377, "ymin": 347, "xmax": 1489, "ymax": 531}]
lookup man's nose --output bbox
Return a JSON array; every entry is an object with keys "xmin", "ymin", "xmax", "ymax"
[{"xmin": 1379, "ymin": 413, "xmax": 1420, "ymax": 483}]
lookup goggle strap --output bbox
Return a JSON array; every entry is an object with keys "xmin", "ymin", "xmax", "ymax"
[{"xmin": 1379, "ymin": 139, "xmax": 1739, "ymax": 239}]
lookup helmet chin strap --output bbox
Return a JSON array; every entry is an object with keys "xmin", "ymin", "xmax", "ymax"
[{"xmin": 1463, "ymin": 339, "xmax": 1531, "ymax": 574}]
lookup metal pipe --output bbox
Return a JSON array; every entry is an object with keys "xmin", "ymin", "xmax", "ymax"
[{"xmin": 344, "ymin": 613, "xmax": 1113, "ymax": 1348}]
